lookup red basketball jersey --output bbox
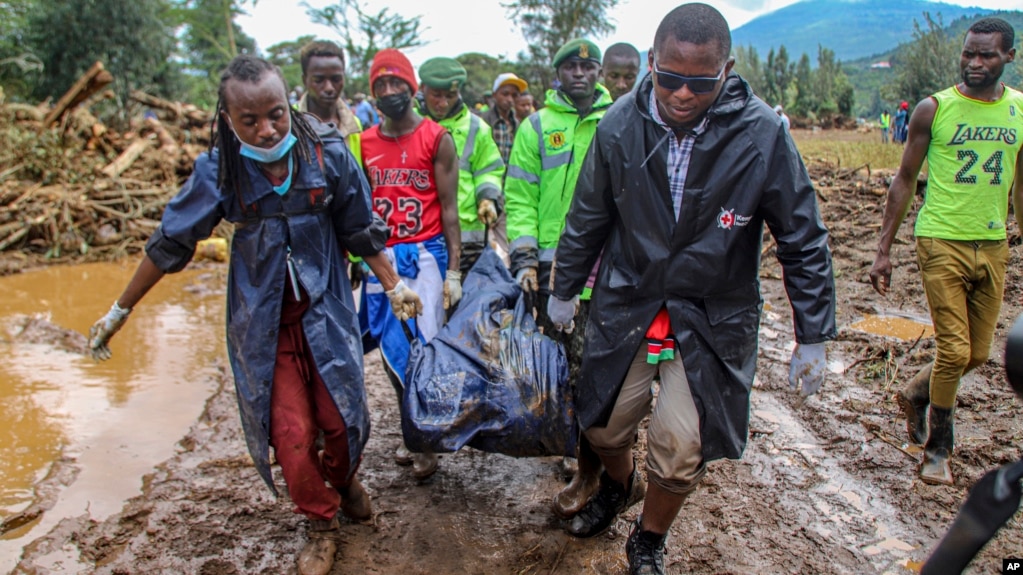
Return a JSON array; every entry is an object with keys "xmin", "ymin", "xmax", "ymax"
[{"xmin": 360, "ymin": 119, "xmax": 446, "ymax": 246}]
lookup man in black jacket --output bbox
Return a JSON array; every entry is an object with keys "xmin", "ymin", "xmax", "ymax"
[{"xmin": 546, "ymin": 4, "xmax": 837, "ymax": 574}]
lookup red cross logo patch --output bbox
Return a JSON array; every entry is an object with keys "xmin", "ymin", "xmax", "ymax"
[{"xmin": 718, "ymin": 207, "xmax": 735, "ymax": 229}]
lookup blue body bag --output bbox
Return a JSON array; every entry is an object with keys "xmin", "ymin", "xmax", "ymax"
[{"xmin": 402, "ymin": 248, "xmax": 577, "ymax": 457}]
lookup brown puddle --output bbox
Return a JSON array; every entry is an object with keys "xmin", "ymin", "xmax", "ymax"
[
  {"xmin": 847, "ymin": 314, "xmax": 934, "ymax": 341},
  {"xmin": 0, "ymin": 261, "xmax": 227, "ymax": 571}
]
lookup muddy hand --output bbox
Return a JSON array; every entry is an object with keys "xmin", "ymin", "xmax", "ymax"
[
  {"xmin": 515, "ymin": 267, "xmax": 538, "ymax": 293},
  {"xmin": 788, "ymin": 342, "xmax": 826, "ymax": 403},
  {"xmin": 443, "ymin": 270, "xmax": 462, "ymax": 310},
  {"xmin": 477, "ymin": 199, "xmax": 497, "ymax": 226},
  {"xmin": 88, "ymin": 301, "xmax": 131, "ymax": 361},
  {"xmin": 386, "ymin": 280, "xmax": 423, "ymax": 321}
]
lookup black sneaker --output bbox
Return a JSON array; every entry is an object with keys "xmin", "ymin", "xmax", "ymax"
[
  {"xmin": 626, "ymin": 517, "xmax": 667, "ymax": 575},
  {"xmin": 567, "ymin": 468, "xmax": 643, "ymax": 538}
]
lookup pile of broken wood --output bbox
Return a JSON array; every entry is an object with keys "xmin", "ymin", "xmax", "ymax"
[{"xmin": 0, "ymin": 61, "xmax": 220, "ymax": 270}]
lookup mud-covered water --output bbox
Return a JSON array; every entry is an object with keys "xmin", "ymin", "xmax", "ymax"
[{"xmin": 0, "ymin": 262, "xmax": 227, "ymax": 573}]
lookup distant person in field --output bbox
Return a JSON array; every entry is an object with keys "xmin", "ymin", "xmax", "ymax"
[
  {"xmin": 86, "ymin": 55, "xmax": 421, "ymax": 575},
  {"xmin": 870, "ymin": 17, "xmax": 1022, "ymax": 487},
  {"xmin": 351, "ymin": 92, "xmax": 379, "ymax": 129},
  {"xmin": 602, "ymin": 42, "xmax": 642, "ymax": 102},
  {"xmin": 879, "ymin": 109, "xmax": 891, "ymax": 143},
  {"xmin": 547, "ymin": 4, "xmax": 835, "ymax": 573},
  {"xmin": 894, "ymin": 100, "xmax": 909, "ymax": 143}
]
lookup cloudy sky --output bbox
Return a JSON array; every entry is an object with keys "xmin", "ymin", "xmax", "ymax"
[{"xmin": 237, "ymin": 0, "xmax": 1019, "ymax": 69}]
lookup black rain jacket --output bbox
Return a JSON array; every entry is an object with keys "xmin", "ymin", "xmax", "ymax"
[{"xmin": 552, "ymin": 72, "xmax": 836, "ymax": 462}]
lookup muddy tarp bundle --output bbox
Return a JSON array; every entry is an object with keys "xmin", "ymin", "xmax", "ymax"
[{"xmin": 402, "ymin": 248, "xmax": 577, "ymax": 457}]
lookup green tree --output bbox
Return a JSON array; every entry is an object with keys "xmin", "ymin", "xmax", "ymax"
[
  {"xmin": 174, "ymin": 0, "xmax": 258, "ymax": 107},
  {"xmin": 502, "ymin": 0, "xmax": 619, "ymax": 91},
  {"xmin": 456, "ymin": 52, "xmax": 517, "ymax": 108},
  {"xmin": 305, "ymin": 0, "xmax": 428, "ymax": 81},
  {"xmin": 763, "ymin": 45, "xmax": 793, "ymax": 109},
  {"xmin": 265, "ymin": 35, "xmax": 317, "ymax": 93},
  {"xmin": 733, "ymin": 44, "xmax": 765, "ymax": 98},
  {"xmin": 885, "ymin": 12, "xmax": 958, "ymax": 108},
  {"xmin": 24, "ymin": 0, "xmax": 179, "ymax": 116},
  {"xmin": 0, "ymin": 0, "xmax": 42, "ymax": 100},
  {"xmin": 792, "ymin": 52, "xmax": 816, "ymax": 118}
]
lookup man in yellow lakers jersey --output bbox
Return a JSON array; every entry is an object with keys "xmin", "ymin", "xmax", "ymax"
[{"xmin": 870, "ymin": 17, "xmax": 1022, "ymax": 486}]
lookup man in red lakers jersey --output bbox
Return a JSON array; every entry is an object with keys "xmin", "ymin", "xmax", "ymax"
[{"xmin": 358, "ymin": 48, "xmax": 460, "ymax": 480}]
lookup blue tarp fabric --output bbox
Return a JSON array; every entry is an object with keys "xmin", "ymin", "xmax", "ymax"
[{"xmin": 402, "ymin": 248, "xmax": 577, "ymax": 457}]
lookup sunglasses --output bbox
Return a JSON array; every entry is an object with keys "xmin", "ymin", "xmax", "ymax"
[{"xmin": 653, "ymin": 63, "xmax": 725, "ymax": 94}]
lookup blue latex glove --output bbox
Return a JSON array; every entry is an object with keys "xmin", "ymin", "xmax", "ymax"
[
  {"xmin": 547, "ymin": 295, "xmax": 578, "ymax": 334},
  {"xmin": 788, "ymin": 342, "xmax": 827, "ymax": 399}
]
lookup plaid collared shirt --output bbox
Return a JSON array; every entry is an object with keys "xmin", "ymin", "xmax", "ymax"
[
  {"xmin": 648, "ymin": 89, "xmax": 707, "ymax": 221},
  {"xmin": 490, "ymin": 115, "xmax": 517, "ymax": 164}
]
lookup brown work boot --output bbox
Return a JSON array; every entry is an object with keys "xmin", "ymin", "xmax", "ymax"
[
  {"xmin": 339, "ymin": 477, "xmax": 372, "ymax": 521},
  {"xmin": 296, "ymin": 517, "xmax": 339, "ymax": 575},
  {"xmin": 895, "ymin": 363, "xmax": 932, "ymax": 445},
  {"xmin": 553, "ymin": 436, "xmax": 603, "ymax": 518},
  {"xmin": 412, "ymin": 451, "xmax": 439, "ymax": 479},
  {"xmin": 919, "ymin": 405, "xmax": 955, "ymax": 486}
]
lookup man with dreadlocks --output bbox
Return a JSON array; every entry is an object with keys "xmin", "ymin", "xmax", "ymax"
[{"xmin": 86, "ymin": 55, "xmax": 421, "ymax": 575}]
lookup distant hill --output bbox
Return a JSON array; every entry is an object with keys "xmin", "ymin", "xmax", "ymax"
[{"xmin": 732, "ymin": 0, "xmax": 993, "ymax": 62}]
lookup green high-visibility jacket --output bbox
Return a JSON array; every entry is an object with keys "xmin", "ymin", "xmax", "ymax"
[
  {"xmin": 417, "ymin": 98, "xmax": 505, "ymax": 245},
  {"xmin": 505, "ymin": 84, "xmax": 613, "ymax": 276}
]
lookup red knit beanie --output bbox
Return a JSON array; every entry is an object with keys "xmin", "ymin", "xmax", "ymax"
[{"xmin": 370, "ymin": 49, "xmax": 418, "ymax": 96}]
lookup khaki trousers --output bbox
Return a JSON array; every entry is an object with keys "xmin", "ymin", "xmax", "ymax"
[
  {"xmin": 917, "ymin": 237, "xmax": 1008, "ymax": 408},
  {"xmin": 584, "ymin": 347, "xmax": 705, "ymax": 495}
]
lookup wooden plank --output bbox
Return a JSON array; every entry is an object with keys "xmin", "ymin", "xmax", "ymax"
[{"xmin": 42, "ymin": 61, "xmax": 114, "ymax": 128}]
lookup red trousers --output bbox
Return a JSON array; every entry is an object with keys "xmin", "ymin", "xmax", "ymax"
[{"xmin": 270, "ymin": 294, "xmax": 354, "ymax": 521}]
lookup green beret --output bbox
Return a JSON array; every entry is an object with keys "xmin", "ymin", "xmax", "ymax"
[
  {"xmin": 553, "ymin": 39, "xmax": 601, "ymax": 69},
  {"xmin": 419, "ymin": 57, "xmax": 467, "ymax": 91}
]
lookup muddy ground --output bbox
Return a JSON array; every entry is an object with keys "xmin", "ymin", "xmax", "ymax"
[{"xmin": 8, "ymin": 163, "xmax": 1023, "ymax": 575}]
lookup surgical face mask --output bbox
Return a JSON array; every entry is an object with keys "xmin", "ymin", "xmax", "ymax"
[
  {"xmin": 377, "ymin": 92, "xmax": 412, "ymax": 120},
  {"xmin": 236, "ymin": 129, "xmax": 298, "ymax": 164}
]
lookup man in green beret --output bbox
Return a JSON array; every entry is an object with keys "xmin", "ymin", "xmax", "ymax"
[
  {"xmin": 416, "ymin": 57, "xmax": 506, "ymax": 275},
  {"xmin": 504, "ymin": 37, "xmax": 618, "ymax": 523}
]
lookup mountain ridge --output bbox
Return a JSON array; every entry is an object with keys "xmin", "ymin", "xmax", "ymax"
[{"xmin": 732, "ymin": 0, "xmax": 994, "ymax": 62}]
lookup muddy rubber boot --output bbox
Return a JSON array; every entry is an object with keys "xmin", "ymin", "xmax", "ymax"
[
  {"xmin": 412, "ymin": 450, "xmax": 439, "ymax": 479},
  {"xmin": 626, "ymin": 517, "xmax": 668, "ymax": 575},
  {"xmin": 553, "ymin": 436, "xmax": 603, "ymax": 519},
  {"xmin": 339, "ymin": 476, "xmax": 373, "ymax": 521},
  {"xmin": 919, "ymin": 405, "xmax": 954, "ymax": 486},
  {"xmin": 297, "ymin": 517, "xmax": 340, "ymax": 575},
  {"xmin": 394, "ymin": 444, "xmax": 413, "ymax": 466},
  {"xmin": 895, "ymin": 362, "xmax": 932, "ymax": 445},
  {"xmin": 568, "ymin": 466, "xmax": 646, "ymax": 538}
]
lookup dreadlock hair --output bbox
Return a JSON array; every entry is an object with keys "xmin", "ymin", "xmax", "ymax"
[
  {"xmin": 210, "ymin": 54, "xmax": 320, "ymax": 195},
  {"xmin": 967, "ymin": 17, "xmax": 1015, "ymax": 52}
]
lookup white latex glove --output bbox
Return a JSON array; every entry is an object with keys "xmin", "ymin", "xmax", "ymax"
[
  {"xmin": 788, "ymin": 342, "xmax": 827, "ymax": 400},
  {"xmin": 546, "ymin": 295, "xmax": 579, "ymax": 334},
  {"xmin": 443, "ymin": 270, "xmax": 462, "ymax": 310},
  {"xmin": 477, "ymin": 199, "xmax": 498, "ymax": 226},
  {"xmin": 386, "ymin": 280, "xmax": 423, "ymax": 321},
  {"xmin": 516, "ymin": 267, "xmax": 538, "ymax": 293},
  {"xmin": 88, "ymin": 301, "xmax": 132, "ymax": 361}
]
